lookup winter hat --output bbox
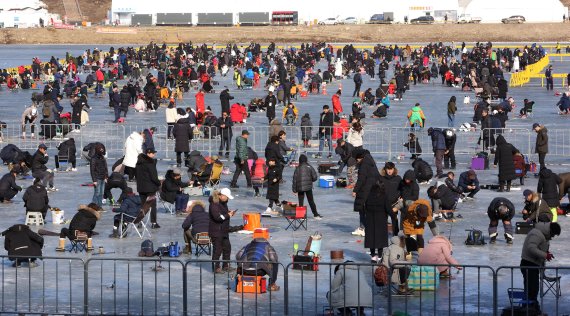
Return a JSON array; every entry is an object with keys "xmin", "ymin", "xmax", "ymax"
[
  {"xmin": 532, "ymin": 123, "xmax": 540, "ymax": 129},
  {"xmin": 298, "ymin": 154, "xmax": 308, "ymax": 164},
  {"xmin": 172, "ymin": 168, "xmax": 182, "ymax": 175},
  {"xmin": 550, "ymin": 222, "xmax": 561, "ymax": 237},
  {"xmin": 523, "ymin": 189, "xmax": 533, "ymax": 198}
]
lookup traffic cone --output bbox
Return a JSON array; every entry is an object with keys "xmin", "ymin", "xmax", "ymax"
[{"xmin": 322, "ymin": 83, "xmax": 327, "ymax": 95}]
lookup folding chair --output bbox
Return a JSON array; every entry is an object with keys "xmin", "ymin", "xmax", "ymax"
[
  {"xmin": 69, "ymin": 231, "xmax": 88, "ymax": 253},
  {"xmin": 285, "ymin": 207, "xmax": 307, "ymax": 231},
  {"xmin": 191, "ymin": 232, "xmax": 212, "ymax": 257},
  {"xmin": 206, "ymin": 161, "xmax": 223, "ymax": 190},
  {"xmin": 158, "ymin": 181, "xmax": 175, "ymax": 215},
  {"xmin": 118, "ymin": 199, "xmax": 152, "ymax": 239},
  {"xmin": 541, "ymin": 270, "xmax": 562, "ymax": 298}
]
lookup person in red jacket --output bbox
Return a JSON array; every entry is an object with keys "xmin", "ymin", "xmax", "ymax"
[
  {"xmin": 332, "ymin": 90, "xmax": 343, "ymax": 115},
  {"xmin": 195, "ymin": 89, "xmax": 205, "ymax": 115},
  {"xmin": 230, "ymin": 103, "xmax": 247, "ymax": 124}
]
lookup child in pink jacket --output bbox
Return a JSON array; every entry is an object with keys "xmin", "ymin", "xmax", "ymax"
[{"xmin": 417, "ymin": 235, "xmax": 461, "ymax": 277}]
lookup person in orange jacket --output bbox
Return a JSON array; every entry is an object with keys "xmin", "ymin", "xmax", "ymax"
[{"xmin": 332, "ymin": 90, "xmax": 343, "ymax": 115}]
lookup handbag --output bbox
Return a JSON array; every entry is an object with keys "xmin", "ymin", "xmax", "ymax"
[
  {"xmin": 292, "ymin": 250, "xmax": 319, "ymax": 271},
  {"xmin": 374, "ymin": 265, "xmax": 389, "ymax": 286}
]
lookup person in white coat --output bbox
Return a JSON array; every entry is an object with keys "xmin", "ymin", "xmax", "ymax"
[
  {"xmin": 513, "ymin": 56, "xmax": 520, "ymax": 73},
  {"xmin": 123, "ymin": 131, "xmax": 144, "ymax": 181},
  {"xmin": 335, "ymin": 58, "xmax": 344, "ymax": 79},
  {"xmin": 347, "ymin": 122, "xmax": 364, "ymax": 149},
  {"xmin": 327, "ymin": 260, "xmax": 373, "ymax": 315}
]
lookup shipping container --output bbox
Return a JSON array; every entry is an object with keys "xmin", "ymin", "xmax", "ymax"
[
  {"xmin": 156, "ymin": 13, "xmax": 193, "ymax": 26},
  {"xmin": 196, "ymin": 13, "xmax": 233, "ymax": 26},
  {"xmin": 238, "ymin": 12, "xmax": 270, "ymax": 26},
  {"xmin": 271, "ymin": 11, "xmax": 298, "ymax": 25}
]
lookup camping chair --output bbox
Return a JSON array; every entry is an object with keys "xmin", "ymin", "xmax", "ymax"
[
  {"xmin": 285, "ymin": 207, "xmax": 307, "ymax": 231},
  {"xmin": 158, "ymin": 181, "xmax": 175, "ymax": 215},
  {"xmin": 118, "ymin": 198, "xmax": 152, "ymax": 239},
  {"xmin": 243, "ymin": 80, "xmax": 253, "ymax": 90},
  {"xmin": 206, "ymin": 161, "xmax": 224, "ymax": 189},
  {"xmin": 541, "ymin": 270, "xmax": 562, "ymax": 298},
  {"xmin": 250, "ymin": 158, "xmax": 267, "ymax": 196},
  {"xmin": 191, "ymin": 232, "xmax": 212, "ymax": 257},
  {"xmin": 69, "ymin": 230, "xmax": 88, "ymax": 253}
]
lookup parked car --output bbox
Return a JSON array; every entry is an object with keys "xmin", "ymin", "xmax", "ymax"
[
  {"xmin": 318, "ymin": 18, "xmax": 339, "ymax": 25},
  {"xmin": 410, "ymin": 16, "xmax": 435, "ymax": 24},
  {"xmin": 368, "ymin": 14, "xmax": 393, "ymax": 24},
  {"xmin": 342, "ymin": 17, "xmax": 358, "ymax": 24},
  {"xmin": 502, "ymin": 15, "xmax": 525, "ymax": 24},
  {"xmin": 457, "ymin": 14, "xmax": 482, "ymax": 24}
]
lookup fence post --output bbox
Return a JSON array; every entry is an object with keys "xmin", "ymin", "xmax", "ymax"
[
  {"xmin": 83, "ymin": 261, "xmax": 89, "ymax": 316},
  {"xmin": 182, "ymin": 262, "xmax": 188, "ymax": 316},
  {"xmin": 284, "ymin": 266, "xmax": 289, "ymax": 315},
  {"xmin": 388, "ymin": 128, "xmax": 392, "ymax": 160},
  {"xmin": 493, "ymin": 268, "xmax": 498, "ymax": 316}
]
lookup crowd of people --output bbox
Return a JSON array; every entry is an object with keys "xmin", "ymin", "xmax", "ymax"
[{"xmin": 0, "ymin": 40, "xmax": 566, "ymax": 314}]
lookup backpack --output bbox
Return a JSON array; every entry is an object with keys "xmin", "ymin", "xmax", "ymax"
[
  {"xmin": 374, "ymin": 247, "xmax": 391, "ymax": 286},
  {"xmin": 465, "ymin": 229, "xmax": 486, "ymax": 245},
  {"xmin": 138, "ymin": 239, "xmax": 154, "ymax": 257},
  {"xmin": 42, "ymin": 102, "xmax": 52, "ymax": 118}
]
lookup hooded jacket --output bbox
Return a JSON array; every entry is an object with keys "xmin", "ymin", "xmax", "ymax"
[
  {"xmin": 123, "ymin": 132, "xmax": 144, "ymax": 168},
  {"xmin": 173, "ymin": 117, "xmax": 193, "ymax": 153},
  {"xmin": 182, "ymin": 201, "xmax": 209, "ymax": 236},
  {"xmin": 381, "ymin": 236, "xmax": 408, "ymax": 284},
  {"xmin": 537, "ymin": 168, "xmax": 561, "ymax": 207},
  {"xmin": 335, "ymin": 142, "xmax": 355, "ymax": 166},
  {"xmin": 400, "ymin": 170, "xmax": 419, "ymax": 201},
  {"xmin": 521, "ymin": 222, "xmax": 552, "ymax": 266},
  {"xmin": 22, "ymin": 182, "xmax": 49, "ymax": 212},
  {"xmin": 487, "ymin": 197, "xmax": 515, "ymax": 221},
  {"xmin": 458, "ymin": 171, "xmax": 479, "ymax": 191},
  {"xmin": 292, "ymin": 156, "xmax": 317, "ymax": 193},
  {"xmin": 535, "ymin": 126, "xmax": 549, "ymax": 154},
  {"xmin": 208, "ymin": 192, "xmax": 231, "ymax": 238},
  {"xmin": 412, "ymin": 158, "xmax": 433, "ymax": 182},
  {"xmin": 187, "ymin": 150, "xmax": 207, "ymax": 174},
  {"xmin": 493, "ymin": 135, "xmax": 517, "ymax": 182},
  {"xmin": 31, "ymin": 150, "xmax": 48, "ymax": 176},
  {"xmin": 380, "ymin": 167, "xmax": 402, "ymax": 205},
  {"xmin": 236, "ymin": 238, "xmax": 279, "ymax": 279},
  {"xmin": 57, "ymin": 138, "xmax": 76, "ymax": 158},
  {"xmin": 300, "ymin": 114, "xmax": 313, "ymax": 140},
  {"xmin": 2, "ymin": 224, "xmax": 43, "ymax": 259},
  {"xmin": 429, "ymin": 184, "xmax": 456, "ymax": 210},
  {"xmin": 418, "ymin": 236, "xmax": 459, "ymax": 273},
  {"xmin": 90, "ymin": 147, "xmax": 108, "ymax": 182},
  {"xmin": 69, "ymin": 204, "xmax": 101, "ymax": 234},
  {"xmin": 0, "ymin": 173, "xmax": 21, "ymax": 196},
  {"xmin": 135, "ymin": 154, "xmax": 160, "ymax": 194}
]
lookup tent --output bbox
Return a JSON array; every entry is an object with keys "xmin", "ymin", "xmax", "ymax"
[{"xmin": 464, "ymin": 0, "xmax": 567, "ymax": 22}]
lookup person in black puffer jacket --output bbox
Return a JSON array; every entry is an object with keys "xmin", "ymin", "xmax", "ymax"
[
  {"xmin": 2, "ymin": 224, "xmax": 44, "ymax": 267},
  {"xmin": 0, "ymin": 168, "xmax": 22, "ymax": 203},
  {"xmin": 399, "ymin": 169, "xmax": 419, "ymax": 229},
  {"xmin": 109, "ymin": 187, "xmax": 140, "ymax": 238},
  {"xmin": 90, "ymin": 143, "xmax": 108, "ymax": 207},
  {"xmin": 104, "ymin": 157, "xmax": 129, "ymax": 205},
  {"xmin": 56, "ymin": 203, "xmax": 101, "ymax": 251},
  {"xmin": 32, "ymin": 144, "xmax": 55, "ymax": 191},
  {"xmin": 136, "ymin": 149, "xmax": 161, "ymax": 228},
  {"xmin": 428, "ymin": 184, "xmax": 457, "ymax": 218},
  {"xmin": 161, "ymin": 169, "xmax": 189, "ymax": 214},
  {"xmin": 352, "ymin": 149, "xmax": 380, "ymax": 236},
  {"xmin": 494, "ymin": 135, "xmax": 517, "ymax": 192},
  {"xmin": 22, "ymin": 178, "xmax": 49, "ymax": 218},
  {"xmin": 209, "ymin": 189, "xmax": 236, "ymax": 273},
  {"xmin": 537, "ymin": 168, "xmax": 562, "ymax": 208},
  {"xmin": 292, "ymin": 154, "xmax": 321, "ymax": 218},
  {"xmin": 55, "ymin": 138, "xmax": 77, "ymax": 171},
  {"xmin": 119, "ymin": 85, "xmax": 130, "ymax": 118},
  {"xmin": 412, "ymin": 158, "xmax": 433, "ymax": 183},
  {"xmin": 182, "ymin": 200, "xmax": 210, "ymax": 253},
  {"xmin": 380, "ymin": 162, "xmax": 402, "ymax": 236},
  {"xmin": 173, "ymin": 114, "xmax": 193, "ymax": 167}
]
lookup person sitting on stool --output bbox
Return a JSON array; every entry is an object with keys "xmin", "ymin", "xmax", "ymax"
[
  {"xmin": 181, "ymin": 200, "xmax": 209, "ymax": 254},
  {"xmin": 56, "ymin": 203, "xmax": 101, "ymax": 251},
  {"xmin": 235, "ymin": 236, "xmax": 281, "ymax": 291}
]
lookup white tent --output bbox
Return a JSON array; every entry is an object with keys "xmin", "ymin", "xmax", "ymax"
[
  {"xmin": 0, "ymin": 0, "xmax": 50, "ymax": 28},
  {"xmin": 464, "ymin": 0, "xmax": 567, "ymax": 22}
]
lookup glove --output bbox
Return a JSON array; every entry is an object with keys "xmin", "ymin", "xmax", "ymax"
[{"xmin": 546, "ymin": 252, "xmax": 555, "ymax": 261}]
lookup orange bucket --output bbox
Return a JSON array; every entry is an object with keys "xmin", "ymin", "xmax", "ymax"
[
  {"xmin": 243, "ymin": 213, "xmax": 261, "ymax": 231},
  {"xmin": 253, "ymin": 227, "xmax": 269, "ymax": 239}
]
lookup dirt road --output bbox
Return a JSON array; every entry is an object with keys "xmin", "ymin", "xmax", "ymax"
[{"xmin": 1, "ymin": 23, "xmax": 569, "ymax": 45}]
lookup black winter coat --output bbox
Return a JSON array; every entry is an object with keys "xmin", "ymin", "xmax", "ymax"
[
  {"xmin": 173, "ymin": 118, "xmax": 193, "ymax": 152},
  {"xmin": 219, "ymin": 90, "xmax": 234, "ymax": 114},
  {"xmin": 412, "ymin": 158, "xmax": 433, "ymax": 182},
  {"xmin": 182, "ymin": 202, "xmax": 210, "ymax": 236},
  {"xmin": 22, "ymin": 183, "xmax": 48, "ymax": 212},
  {"xmin": 118, "ymin": 194, "xmax": 141, "ymax": 217},
  {"xmin": 57, "ymin": 138, "xmax": 76, "ymax": 158},
  {"xmin": 432, "ymin": 184, "xmax": 456, "ymax": 210},
  {"xmin": 266, "ymin": 165, "xmax": 282, "ymax": 201},
  {"xmin": 364, "ymin": 178, "xmax": 389, "ymax": 249},
  {"xmin": 400, "ymin": 170, "xmax": 419, "ymax": 201},
  {"xmin": 537, "ymin": 168, "xmax": 561, "ymax": 207},
  {"xmin": 69, "ymin": 205, "xmax": 100, "ymax": 234},
  {"xmin": 292, "ymin": 162, "xmax": 317, "ymax": 193},
  {"xmin": 494, "ymin": 135, "xmax": 517, "ymax": 182},
  {"xmin": 380, "ymin": 168, "xmax": 402, "ymax": 205},
  {"xmin": 353, "ymin": 152, "xmax": 380, "ymax": 213},
  {"xmin": 71, "ymin": 99, "xmax": 85, "ymax": 125},
  {"xmin": 161, "ymin": 170, "xmax": 188, "ymax": 203},
  {"xmin": 31, "ymin": 150, "xmax": 48, "ymax": 176},
  {"xmin": 265, "ymin": 95, "xmax": 277, "ymax": 119},
  {"xmin": 187, "ymin": 150, "xmax": 207, "ymax": 174},
  {"xmin": 208, "ymin": 195, "xmax": 231, "ymax": 238},
  {"xmin": 2, "ymin": 224, "xmax": 43, "ymax": 260},
  {"xmin": 319, "ymin": 111, "xmax": 334, "ymax": 136},
  {"xmin": 216, "ymin": 116, "xmax": 233, "ymax": 139},
  {"xmin": 90, "ymin": 153, "xmax": 108, "ymax": 182},
  {"xmin": 120, "ymin": 89, "xmax": 131, "ymax": 108},
  {"xmin": 265, "ymin": 142, "xmax": 283, "ymax": 163},
  {"xmin": 300, "ymin": 115, "xmax": 313, "ymax": 140},
  {"xmin": 335, "ymin": 142, "xmax": 356, "ymax": 166},
  {"xmin": 487, "ymin": 197, "xmax": 515, "ymax": 221},
  {"xmin": 135, "ymin": 154, "xmax": 160, "ymax": 194},
  {"xmin": 0, "ymin": 173, "xmax": 21, "ymax": 195}
]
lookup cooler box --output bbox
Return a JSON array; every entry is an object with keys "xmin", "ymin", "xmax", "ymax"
[
  {"xmin": 253, "ymin": 228, "xmax": 270, "ymax": 239},
  {"xmin": 243, "ymin": 213, "xmax": 261, "ymax": 231},
  {"xmin": 319, "ymin": 175, "xmax": 334, "ymax": 188},
  {"xmin": 236, "ymin": 275, "xmax": 267, "ymax": 293}
]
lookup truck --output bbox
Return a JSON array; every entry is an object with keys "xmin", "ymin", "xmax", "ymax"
[{"xmin": 457, "ymin": 14, "xmax": 481, "ymax": 24}]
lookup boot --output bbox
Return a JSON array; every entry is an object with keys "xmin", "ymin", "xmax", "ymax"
[
  {"xmin": 505, "ymin": 233, "xmax": 513, "ymax": 244},
  {"xmin": 87, "ymin": 238, "xmax": 94, "ymax": 251},
  {"xmin": 497, "ymin": 184, "xmax": 505, "ymax": 192},
  {"xmin": 183, "ymin": 244, "xmax": 191, "ymax": 254},
  {"xmin": 56, "ymin": 238, "xmax": 66, "ymax": 252},
  {"xmin": 21, "ymin": 132, "xmax": 26, "ymax": 139},
  {"xmin": 506, "ymin": 182, "xmax": 511, "ymax": 192},
  {"xmin": 108, "ymin": 228, "xmax": 119, "ymax": 238},
  {"xmin": 490, "ymin": 233, "xmax": 497, "ymax": 244}
]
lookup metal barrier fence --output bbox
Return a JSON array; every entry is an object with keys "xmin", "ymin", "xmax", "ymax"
[
  {"xmin": 2, "ymin": 122, "xmax": 568, "ymax": 165},
  {"xmin": 0, "ymin": 256, "xmax": 568, "ymax": 315}
]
